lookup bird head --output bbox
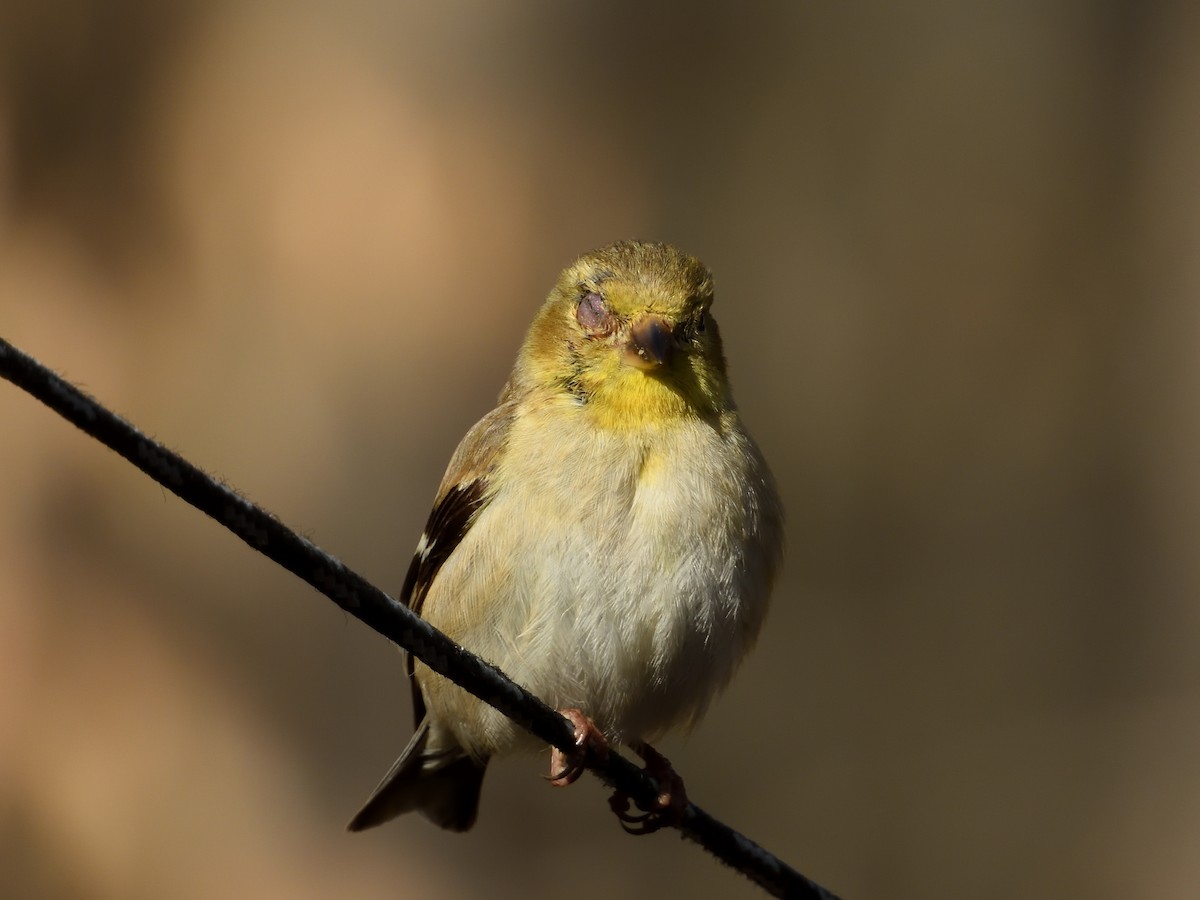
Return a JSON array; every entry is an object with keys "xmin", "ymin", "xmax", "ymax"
[{"xmin": 514, "ymin": 241, "xmax": 732, "ymax": 428}]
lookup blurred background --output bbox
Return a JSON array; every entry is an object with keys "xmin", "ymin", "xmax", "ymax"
[{"xmin": 2, "ymin": 2, "xmax": 1198, "ymax": 898}]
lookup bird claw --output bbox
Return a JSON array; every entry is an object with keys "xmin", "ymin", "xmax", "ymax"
[
  {"xmin": 548, "ymin": 708, "xmax": 609, "ymax": 787},
  {"xmin": 547, "ymin": 717, "xmax": 688, "ymax": 835},
  {"xmin": 608, "ymin": 792, "xmax": 660, "ymax": 835},
  {"xmin": 607, "ymin": 741, "xmax": 688, "ymax": 835}
]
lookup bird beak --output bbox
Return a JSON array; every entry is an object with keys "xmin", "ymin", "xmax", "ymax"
[{"xmin": 625, "ymin": 315, "xmax": 673, "ymax": 370}]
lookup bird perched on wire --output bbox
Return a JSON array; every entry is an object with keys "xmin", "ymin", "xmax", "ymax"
[{"xmin": 348, "ymin": 240, "xmax": 783, "ymax": 833}]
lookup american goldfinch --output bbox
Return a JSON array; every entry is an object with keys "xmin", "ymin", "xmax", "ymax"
[{"xmin": 348, "ymin": 240, "xmax": 783, "ymax": 832}]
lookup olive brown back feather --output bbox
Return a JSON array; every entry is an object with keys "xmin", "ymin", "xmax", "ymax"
[{"xmin": 350, "ymin": 403, "xmax": 514, "ymax": 832}]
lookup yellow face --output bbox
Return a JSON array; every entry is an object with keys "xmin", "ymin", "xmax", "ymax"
[{"xmin": 516, "ymin": 241, "xmax": 732, "ymax": 429}]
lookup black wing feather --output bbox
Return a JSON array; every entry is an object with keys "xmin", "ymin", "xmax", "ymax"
[{"xmin": 399, "ymin": 400, "xmax": 516, "ymax": 726}]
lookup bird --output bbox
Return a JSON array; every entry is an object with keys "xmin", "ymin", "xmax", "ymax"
[{"xmin": 347, "ymin": 240, "xmax": 783, "ymax": 833}]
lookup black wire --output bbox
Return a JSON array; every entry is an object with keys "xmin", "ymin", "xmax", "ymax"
[{"xmin": 0, "ymin": 334, "xmax": 841, "ymax": 900}]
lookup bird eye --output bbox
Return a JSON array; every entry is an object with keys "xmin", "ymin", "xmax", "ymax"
[
  {"xmin": 695, "ymin": 311, "xmax": 707, "ymax": 334},
  {"xmin": 576, "ymin": 291, "xmax": 613, "ymax": 336}
]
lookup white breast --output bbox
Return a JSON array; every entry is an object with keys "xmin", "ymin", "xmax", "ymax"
[{"xmin": 420, "ymin": 399, "xmax": 780, "ymax": 757}]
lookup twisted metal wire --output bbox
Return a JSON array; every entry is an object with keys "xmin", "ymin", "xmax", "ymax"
[{"xmin": 1, "ymin": 334, "xmax": 841, "ymax": 900}]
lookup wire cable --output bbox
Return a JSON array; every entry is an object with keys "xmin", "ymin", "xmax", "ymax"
[{"xmin": 1, "ymin": 334, "xmax": 841, "ymax": 900}]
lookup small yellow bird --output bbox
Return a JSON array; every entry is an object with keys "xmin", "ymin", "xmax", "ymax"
[{"xmin": 348, "ymin": 240, "xmax": 783, "ymax": 832}]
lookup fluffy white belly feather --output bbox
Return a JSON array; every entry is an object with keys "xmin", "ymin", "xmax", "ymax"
[{"xmin": 416, "ymin": 401, "xmax": 778, "ymax": 759}]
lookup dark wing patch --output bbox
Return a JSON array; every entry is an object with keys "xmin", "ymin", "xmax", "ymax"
[
  {"xmin": 401, "ymin": 398, "xmax": 517, "ymax": 726},
  {"xmin": 402, "ymin": 480, "xmax": 486, "ymax": 726},
  {"xmin": 402, "ymin": 480, "xmax": 487, "ymax": 619}
]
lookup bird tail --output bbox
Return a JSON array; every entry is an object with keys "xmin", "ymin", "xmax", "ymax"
[{"xmin": 347, "ymin": 717, "xmax": 488, "ymax": 832}]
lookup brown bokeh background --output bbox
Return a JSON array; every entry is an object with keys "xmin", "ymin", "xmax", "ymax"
[{"xmin": 2, "ymin": 3, "xmax": 1199, "ymax": 898}]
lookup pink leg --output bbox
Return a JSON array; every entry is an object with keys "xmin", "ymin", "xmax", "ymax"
[
  {"xmin": 608, "ymin": 741, "xmax": 689, "ymax": 835},
  {"xmin": 548, "ymin": 708, "xmax": 609, "ymax": 787}
]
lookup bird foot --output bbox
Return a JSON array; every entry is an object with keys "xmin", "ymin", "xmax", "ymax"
[
  {"xmin": 608, "ymin": 742, "xmax": 688, "ymax": 835},
  {"xmin": 548, "ymin": 708, "xmax": 609, "ymax": 787}
]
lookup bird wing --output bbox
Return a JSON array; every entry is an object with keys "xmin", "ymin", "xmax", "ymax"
[{"xmin": 400, "ymin": 397, "xmax": 517, "ymax": 725}]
